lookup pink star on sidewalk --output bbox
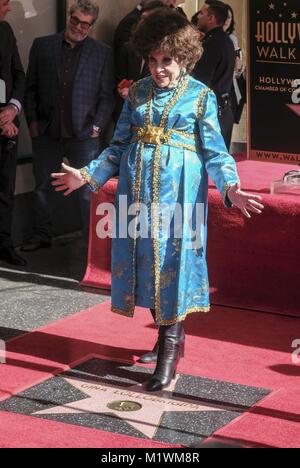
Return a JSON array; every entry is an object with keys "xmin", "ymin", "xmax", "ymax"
[{"xmin": 34, "ymin": 375, "xmax": 224, "ymax": 439}]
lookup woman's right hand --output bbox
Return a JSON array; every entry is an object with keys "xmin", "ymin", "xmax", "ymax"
[{"xmin": 51, "ymin": 163, "xmax": 87, "ymax": 196}]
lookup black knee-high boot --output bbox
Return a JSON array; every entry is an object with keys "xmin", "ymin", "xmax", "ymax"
[
  {"xmin": 138, "ymin": 309, "xmax": 159, "ymax": 364},
  {"xmin": 146, "ymin": 322, "xmax": 185, "ymax": 392}
]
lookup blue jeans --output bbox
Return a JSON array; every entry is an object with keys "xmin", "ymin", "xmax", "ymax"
[{"xmin": 31, "ymin": 136, "xmax": 100, "ymax": 243}]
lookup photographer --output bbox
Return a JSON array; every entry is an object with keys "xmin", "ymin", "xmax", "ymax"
[{"xmin": 0, "ymin": 0, "xmax": 26, "ymax": 266}]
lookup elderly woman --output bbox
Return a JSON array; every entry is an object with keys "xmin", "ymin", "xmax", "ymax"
[{"xmin": 52, "ymin": 10, "xmax": 263, "ymax": 392}]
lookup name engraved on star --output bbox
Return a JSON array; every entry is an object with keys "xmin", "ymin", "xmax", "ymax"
[
  {"xmin": 111, "ymin": 389, "xmax": 203, "ymax": 410},
  {"xmin": 34, "ymin": 375, "xmax": 224, "ymax": 440},
  {"xmin": 81, "ymin": 383, "xmax": 202, "ymax": 410},
  {"xmin": 81, "ymin": 384, "xmax": 108, "ymax": 392}
]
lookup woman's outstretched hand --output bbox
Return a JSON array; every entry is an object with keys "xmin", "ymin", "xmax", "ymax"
[
  {"xmin": 227, "ymin": 183, "xmax": 264, "ymax": 218},
  {"xmin": 51, "ymin": 163, "xmax": 87, "ymax": 196}
]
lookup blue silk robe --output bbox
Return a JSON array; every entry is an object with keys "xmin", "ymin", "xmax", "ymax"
[{"xmin": 81, "ymin": 75, "xmax": 239, "ymax": 325}]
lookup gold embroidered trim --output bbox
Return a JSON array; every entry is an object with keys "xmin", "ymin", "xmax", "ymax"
[
  {"xmin": 129, "ymin": 141, "xmax": 144, "ymax": 309},
  {"xmin": 79, "ymin": 168, "xmax": 100, "ymax": 192},
  {"xmin": 111, "ymin": 305, "xmax": 210, "ymax": 324},
  {"xmin": 133, "ymin": 142, "xmax": 144, "ymax": 204},
  {"xmin": 222, "ymin": 181, "xmax": 240, "ymax": 204},
  {"xmin": 161, "ymin": 76, "xmax": 189, "ymax": 128},
  {"xmin": 111, "ymin": 307, "xmax": 134, "ymax": 318},
  {"xmin": 149, "ymin": 75, "xmax": 190, "ymax": 324},
  {"xmin": 197, "ymin": 87, "xmax": 211, "ymax": 119},
  {"xmin": 169, "ymin": 142, "xmax": 196, "ymax": 152},
  {"xmin": 128, "ymin": 82, "xmax": 138, "ymax": 107},
  {"xmin": 123, "ymin": 75, "xmax": 191, "ymax": 320},
  {"xmin": 131, "ymin": 126, "xmax": 198, "ymax": 150},
  {"xmin": 170, "ymin": 128, "xmax": 197, "ymax": 139},
  {"xmin": 131, "ymin": 134, "xmax": 196, "ymax": 152},
  {"xmin": 145, "ymin": 86, "xmax": 153, "ymax": 127},
  {"xmin": 133, "ymin": 125, "xmax": 169, "ymax": 145},
  {"xmin": 152, "ymin": 143, "xmax": 162, "ymax": 323},
  {"xmin": 159, "ymin": 306, "xmax": 211, "ymax": 326}
]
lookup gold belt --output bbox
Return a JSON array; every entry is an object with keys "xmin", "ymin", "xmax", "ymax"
[{"xmin": 131, "ymin": 125, "xmax": 198, "ymax": 152}]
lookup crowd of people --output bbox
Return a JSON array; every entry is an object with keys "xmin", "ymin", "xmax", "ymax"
[
  {"xmin": 0, "ymin": 0, "xmax": 246, "ymax": 267},
  {"xmin": 0, "ymin": 0, "xmax": 258, "ymax": 392}
]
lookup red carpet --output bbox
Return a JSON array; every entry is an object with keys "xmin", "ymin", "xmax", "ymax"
[
  {"xmin": 82, "ymin": 180, "xmax": 116, "ymax": 290},
  {"xmin": 0, "ymin": 302, "xmax": 299, "ymax": 447},
  {"xmin": 207, "ymin": 155, "xmax": 300, "ymax": 317},
  {"xmin": 82, "ymin": 156, "xmax": 300, "ymax": 317}
]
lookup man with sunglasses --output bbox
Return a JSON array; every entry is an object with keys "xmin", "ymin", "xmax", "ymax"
[{"xmin": 22, "ymin": 0, "xmax": 115, "ymax": 252}]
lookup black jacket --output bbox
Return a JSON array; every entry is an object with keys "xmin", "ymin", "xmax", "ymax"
[
  {"xmin": 0, "ymin": 21, "xmax": 25, "ymax": 108},
  {"xmin": 193, "ymin": 27, "xmax": 235, "ymax": 98},
  {"xmin": 24, "ymin": 33, "xmax": 115, "ymax": 139},
  {"xmin": 113, "ymin": 7, "xmax": 142, "ymax": 66},
  {"xmin": 114, "ymin": 41, "xmax": 150, "ymax": 122},
  {"xmin": 171, "ymin": 6, "xmax": 187, "ymax": 18}
]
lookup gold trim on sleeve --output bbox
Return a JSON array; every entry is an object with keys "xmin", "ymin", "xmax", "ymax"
[
  {"xmin": 222, "ymin": 181, "xmax": 240, "ymax": 205},
  {"xmin": 197, "ymin": 87, "xmax": 211, "ymax": 119},
  {"xmin": 79, "ymin": 168, "xmax": 100, "ymax": 192}
]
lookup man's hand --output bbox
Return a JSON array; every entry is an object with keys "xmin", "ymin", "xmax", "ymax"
[
  {"xmin": 51, "ymin": 163, "xmax": 87, "ymax": 196},
  {"xmin": 1, "ymin": 122, "xmax": 18, "ymax": 138},
  {"xmin": 0, "ymin": 105, "xmax": 18, "ymax": 127},
  {"xmin": 90, "ymin": 128, "xmax": 100, "ymax": 139},
  {"xmin": 228, "ymin": 183, "xmax": 264, "ymax": 218}
]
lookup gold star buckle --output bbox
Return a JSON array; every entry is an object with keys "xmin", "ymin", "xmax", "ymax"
[{"xmin": 143, "ymin": 125, "xmax": 165, "ymax": 145}]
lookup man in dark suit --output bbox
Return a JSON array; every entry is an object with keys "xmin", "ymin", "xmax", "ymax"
[
  {"xmin": 114, "ymin": 1, "xmax": 168, "ymax": 121},
  {"xmin": 113, "ymin": 0, "xmax": 174, "ymax": 68},
  {"xmin": 22, "ymin": 0, "xmax": 115, "ymax": 251},
  {"xmin": 0, "ymin": 0, "xmax": 26, "ymax": 266},
  {"xmin": 193, "ymin": 1, "xmax": 235, "ymax": 151},
  {"xmin": 113, "ymin": 1, "xmax": 145, "ymax": 68}
]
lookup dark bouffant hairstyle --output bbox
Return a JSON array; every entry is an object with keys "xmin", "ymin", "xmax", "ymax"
[
  {"xmin": 141, "ymin": 1, "xmax": 167, "ymax": 13},
  {"xmin": 131, "ymin": 9, "xmax": 203, "ymax": 73}
]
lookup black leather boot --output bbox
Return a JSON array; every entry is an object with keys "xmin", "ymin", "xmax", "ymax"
[
  {"xmin": 0, "ymin": 247, "xmax": 27, "ymax": 266},
  {"xmin": 138, "ymin": 309, "xmax": 159, "ymax": 364},
  {"xmin": 146, "ymin": 322, "xmax": 185, "ymax": 392}
]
